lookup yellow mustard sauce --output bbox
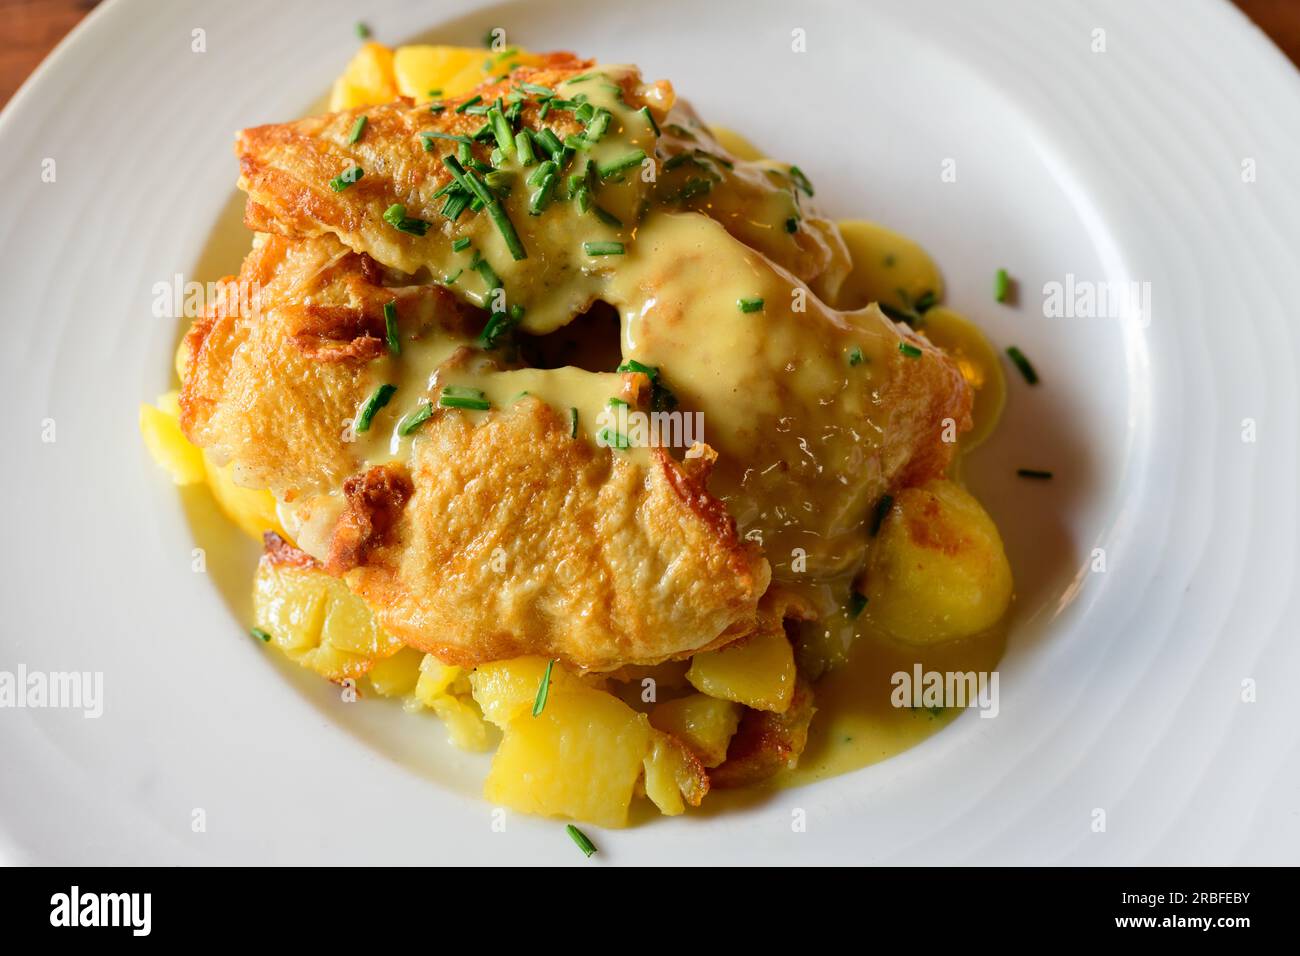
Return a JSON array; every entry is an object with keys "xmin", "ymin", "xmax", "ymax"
[{"xmin": 706, "ymin": 126, "xmax": 1009, "ymax": 783}]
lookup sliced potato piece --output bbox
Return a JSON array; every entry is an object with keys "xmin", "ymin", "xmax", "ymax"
[
  {"xmin": 686, "ymin": 622, "xmax": 796, "ymax": 713},
  {"xmin": 468, "ymin": 656, "xmax": 588, "ymax": 728},
  {"xmin": 203, "ymin": 452, "xmax": 289, "ymax": 542},
  {"xmin": 650, "ymin": 693, "xmax": 743, "ymax": 767},
  {"xmin": 431, "ymin": 695, "xmax": 493, "ymax": 752}
]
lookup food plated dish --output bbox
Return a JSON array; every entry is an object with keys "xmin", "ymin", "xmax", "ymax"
[
  {"xmin": 142, "ymin": 39, "xmax": 1016, "ymax": 828},
  {"xmin": 6, "ymin": 0, "xmax": 1297, "ymax": 866}
]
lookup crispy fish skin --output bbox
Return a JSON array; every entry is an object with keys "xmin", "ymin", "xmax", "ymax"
[
  {"xmin": 334, "ymin": 398, "xmax": 769, "ymax": 673},
  {"xmin": 180, "ymin": 232, "xmax": 477, "ymax": 495}
]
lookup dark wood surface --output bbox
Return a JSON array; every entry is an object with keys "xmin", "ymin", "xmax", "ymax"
[{"xmin": 2, "ymin": 0, "xmax": 1297, "ymax": 107}]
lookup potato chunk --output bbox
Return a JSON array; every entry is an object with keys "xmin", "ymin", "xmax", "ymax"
[
  {"xmin": 252, "ymin": 543, "xmax": 404, "ymax": 680},
  {"xmin": 650, "ymin": 694, "xmax": 743, "ymax": 767},
  {"xmin": 642, "ymin": 732, "xmax": 709, "ymax": 816},
  {"xmin": 329, "ymin": 42, "xmax": 398, "ymax": 110},
  {"xmin": 139, "ymin": 392, "xmax": 204, "ymax": 485},
  {"xmin": 686, "ymin": 622, "xmax": 796, "ymax": 713},
  {"xmin": 484, "ymin": 686, "xmax": 653, "ymax": 827},
  {"xmin": 865, "ymin": 479, "xmax": 1012, "ymax": 645}
]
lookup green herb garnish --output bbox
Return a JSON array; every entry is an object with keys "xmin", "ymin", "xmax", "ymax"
[
  {"xmin": 898, "ymin": 342, "xmax": 923, "ymax": 359},
  {"xmin": 348, "ymin": 115, "xmax": 368, "ymax": 144},
  {"xmin": 788, "ymin": 165, "xmax": 814, "ymax": 196},
  {"xmin": 355, "ymin": 22, "xmax": 371, "ymax": 39},
  {"xmin": 533, "ymin": 659, "xmax": 556, "ymax": 716},
  {"xmin": 569, "ymin": 407, "xmax": 579, "ymax": 438},
  {"xmin": 583, "ymin": 241, "xmax": 625, "ymax": 256},
  {"xmin": 737, "ymin": 297, "xmax": 764, "ymax": 313},
  {"xmin": 355, "ymin": 383, "xmax": 397, "ymax": 432},
  {"xmin": 1005, "ymin": 346, "xmax": 1039, "ymax": 384},
  {"xmin": 598, "ymin": 427, "xmax": 631, "ymax": 449},
  {"xmin": 250, "ymin": 627, "xmax": 272, "ymax": 643},
  {"xmin": 638, "ymin": 105, "xmax": 660, "ymax": 136},
  {"xmin": 455, "ymin": 94, "xmax": 483, "ymax": 114},
  {"xmin": 439, "ymin": 385, "xmax": 491, "ymax": 411},
  {"xmin": 397, "ymin": 402, "xmax": 434, "ymax": 436},
  {"xmin": 383, "ymin": 301, "xmax": 400, "ymax": 355},
  {"xmin": 848, "ymin": 346, "xmax": 864, "ymax": 366},
  {"xmin": 329, "ymin": 166, "xmax": 364, "ymax": 191},
  {"xmin": 566, "ymin": 824, "xmax": 597, "ymax": 858},
  {"xmin": 382, "ymin": 204, "xmax": 430, "ymax": 236},
  {"xmin": 515, "ymin": 129, "xmax": 536, "ymax": 166},
  {"xmin": 995, "ymin": 268, "xmax": 1011, "ymax": 303},
  {"xmin": 597, "ymin": 149, "xmax": 645, "ymax": 180}
]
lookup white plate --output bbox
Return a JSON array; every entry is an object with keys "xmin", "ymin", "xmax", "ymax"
[{"xmin": 1, "ymin": 0, "xmax": 1297, "ymax": 865}]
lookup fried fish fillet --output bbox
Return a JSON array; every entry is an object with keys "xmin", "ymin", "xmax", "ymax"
[
  {"xmin": 182, "ymin": 58, "xmax": 972, "ymax": 672},
  {"xmin": 181, "ymin": 231, "xmax": 769, "ymax": 671}
]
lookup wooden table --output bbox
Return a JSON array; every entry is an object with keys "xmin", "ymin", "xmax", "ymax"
[{"xmin": 3, "ymin": 0, "xmax": 1298, "ymax": 106}]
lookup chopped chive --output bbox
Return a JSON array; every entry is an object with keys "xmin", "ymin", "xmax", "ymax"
[
  {"xmin": 1017, "ymin": 468, "xmax": 1053, "ymax": 480},
  {"xmin": 597, "ymin": 149, "xmax": 645, "ymax": 180},
  {"xmin": 473, "ymin": 255, "xmax": 503, "ymax": 293},
  {"xmin": 848, "ymin": 345, "xmax": 864, "ymax": 366},
  {"xmin": 427, "ymin": 88, "xmax": 442, "ymax": 97},
  {"xmin": 355, "ymin": 22, "xmax": 371, "ymax": 40},
  {"xmin": 995, "ymin": 268, "xmax": 1011, "ymax": 303},
  {"xmin": 442, "ymin": 155, "xmax": 491, "ymax": 205},
  {"xmin": 583, "ymin": 241, "xmax": 624, "ymax": 256},
  {"xmin": 563, "ymin": 133, "xmax": 592, "ymax": 152},
  {"xmin": 737, "ymin": 296, "xmax": 764, "ymax": 313},
  {"xmin": 598, "ymin": 427, "xmax": 630, "ymax": 449},
  {"xmin": 355, "ymin": 383, "xmax": 397, "ymax": 432},
  {"xmin": 488, "ymin": 108, "xmax": 515, "ymax": 155},
  {"xmin": 329, "ymin": 166, "xmax": 364, "ymax": 191},
  {"xmin": 515, "ymin": 130, "xmax": 536, "ymax": 165},
  {"xmin": 848, "ymin": 591, "xmax": 868, "ymax": 618},
  {"xmin": 347, "ymin": 115, "xmax": 368, "ymax": 144},
  {"xmin": 591, "ymin": 205, "xmax": 622, "ymax": 228},
  {"xmin": 607, "ymin": 397, "xmax": 629, "ymax": 408},
  {"xmin": 1005, "ymin": 346, "xmax": 1039, "ymax": 384},
  {"xmin": 585, "ymin": 108, "xmax": 611, "ymax": 142},
  {"xmin": 250, "ymin": 626, "xmax": 272, "ymax": 643},
  {"xmin": 661, "ymin": 177, "xmax": 712, "ymax": 203},
  {"xmin": 785, "ymin": 216, "xmax": 799, "ymax": 233},
  {"xmin": 398, "ymin": 401, "xmax": 434, "ymax": 436},
  {"xmin": 529, "ymin": 171, "xmax": 557, "ymax": 214},
  {"xmin": 569, "ymin": 407, "xmax": 579, "ymax": 437},
  {"xmin": 565, "ymin": 72, "xmax": 596, "ymax": 84},
  {"xmin": 520, "ymin": 81, "xmax": 556, "ymax": 96},
  {"xmin": 382, "ymin": 204, "xmax": 430, "ymax": 236},
  {"xmin": 566, "ymin": 824, "xmax": 597, "ymax": 858},
  {"xmin": 452, "ymin": 236, "xmax": 471, "ymax": 252},
  {"xmin": 898, "ymin": 342, "xmax": 923, "ymax": 359},
  {"xmin": 535, "ymin": 127, "xmax": 565, "ymax": 161},
  {"xmin": 913, "ymin": 290, "xmax": 938, "ymax": 313},
  {"xmin": 869, "ymin": 494, "xmax": 894, "ymax": 536},
  {"xmin": 455, "ymin": 94, "xmax": 483, "ymax": 114},
  {"xmin": 532, "ymin": 658, "xmax": 556, "ymax": 716},
  {"xmin": 428, "ymin": 104, "xmax": 446, "ymax": 114},
  {"xmin": 527, "ymin": 159, "xmax": 557, "ymax": 187},
  {"xmin": 486, "ymin": 198, "xmax": 527, "ymax": 261},
  {"xmin": 638, "ymin": 105, "xmax": 660, "ymax": 136},
  {"xmin": 441, "ymin": 191, "xmax": 471, "ymax": 220},
  {"xmin": 663, "ymin": 152, "xmax": 694, "ymax": 171},
  {"xmin": 383, "ymin": 300, "xmax": 401, "ymax": 355},
  {"xmin": 442, "ymin": 268, "xmax": 463, "ymax": 284},
  {"xmin": 421, "ymin": 130, "xmax": 473, "ymax": 149},
  {"xmin": 439, "ymin": 386, "xmax": 491, "ymax": 411},
  {"xmin": 616, "ymin": 359, "xmax": 658, "ymax": 379},
  {"xmin": 788, "ymin": 165, "xmax": 815, "ymax": 196},
  {"xmin": 574, "ymin": 102, "xmax": 596, "ymax": 124}
]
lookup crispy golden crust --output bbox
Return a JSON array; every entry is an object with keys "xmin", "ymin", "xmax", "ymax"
[
  {"xmin": 339, "ymin": 398, "xmax": 770, "ymax": 673},
  {"xmin": 179, "ymin": 233, "xmax": 476, "ymax": 495},
  {"xmin": 709, "ymin": 680, "xmax": 817, "ymax": 789}
]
